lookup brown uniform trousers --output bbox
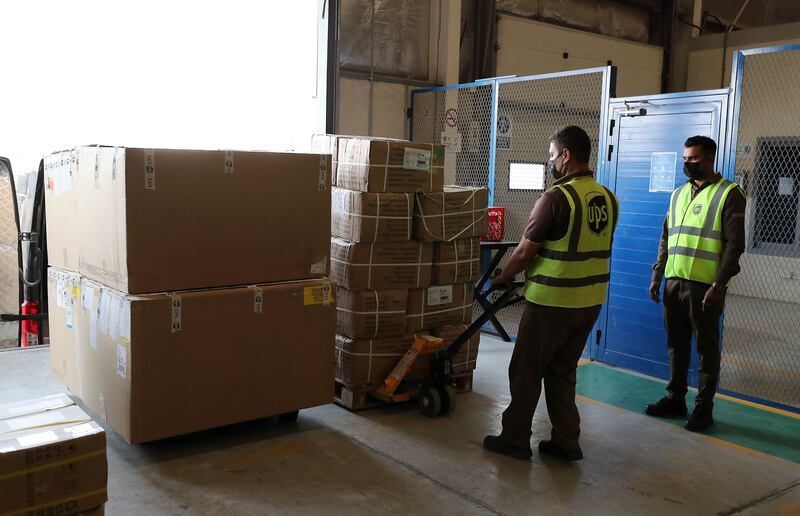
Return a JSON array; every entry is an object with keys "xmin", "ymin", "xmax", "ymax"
[
  {"xmin": 500, "ymin": 302, "xmax": 601, "ymax": 450},
  {"xmin": 663, "ymin": 278, "xmax": 724, "ymax": 408}
]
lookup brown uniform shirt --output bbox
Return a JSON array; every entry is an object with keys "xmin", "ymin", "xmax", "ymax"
[
  {"xmin": 523, "ymin": 170, "xmax": 619, "ymax": 244},
  {"xmin": 651, "ymin": 174, "xmax": 747, "ymax": 286}
]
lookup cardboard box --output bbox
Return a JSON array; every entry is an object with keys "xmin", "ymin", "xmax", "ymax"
[
  {"xmin": 407, "ymin": 283, "xmax": 474, "ymax": 333},
  {"xmin": 336, "ymin": 287, "xmax": 407, "ymax": 339},
  {"xmin": 335, "ymin": 138, "xmax": 445, "ymax": 193},
  {"xmin": 47, "ymin": 269, "xmax": 83, "ymax": 398},
  {"xmin": 413, "ymin": 186, "xmax": 489, "ymax": 242},
  {"xmin": 42, "ymin": 151, "xmax": 81, "ymax": 271},
  {"xmin": 44, "ymin": 146, "xmax": 331, "ymax": 293},
  {"xmin": 57, "ymin": 276, "xmax": 336, "ymax": 444},
  {"xmin": 431, "ymin": 324, "xmax": 480, "ymax": 375},
  {"xmin": 330, "ymin": 238, "xmax": 433, "ymax": 290},
  {"xmin": 313, "ymin": 134, "xmax": 407, "ymax": 186},
  {"xmin": 335, "ymin": 334, "xmax": 430, "ymax": 388},
  {"xmin": 433, "ymin": 238, "xmax": 481, "ymax": 285},
  {"xmin": 332, "ymin": 188, "xmax": 414, "ymax": 242},
  {"xmin": 0, "ymin": 394, "xmax": 107, "ymax": 516}
]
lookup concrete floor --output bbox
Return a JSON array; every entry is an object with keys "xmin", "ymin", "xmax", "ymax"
[{"xmin": 1, "ymin": 338, "xmax": 799, "ymax": 515}]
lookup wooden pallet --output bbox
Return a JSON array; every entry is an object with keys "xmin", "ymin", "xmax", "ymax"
[{"xmin": 334, "ymin": 381, "xmax": 383, "ymax": 411}]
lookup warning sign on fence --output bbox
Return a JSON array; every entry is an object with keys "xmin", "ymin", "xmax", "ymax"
[{"xmin": 496, "ymin": 114, "xmax": 512, "ymax": 150}]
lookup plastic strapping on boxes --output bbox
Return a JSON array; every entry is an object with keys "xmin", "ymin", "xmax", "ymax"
[
  {"xmin": 405, "ymin": 193, "xmax": 413, "ymax": 240},
  {"xmin": 373, "ymin": 195, "xmax": 381, "ymax": 241},
  {"xmin": 336, "ymin": 343, "xmax": 406, "ymax": 385},
  {"xmin": 382, "ymin": 142, "xmax": 391, "ymax": 192},
  {"xmin": 367, "ymin": 243, "xmax": 375, "ymax": 289},
  {"xmin": 373, "ymin": 290, "xmax": 380, "ymax": 338},
  {"xmin": 411, "ymin": 284, "xmax": 472, "ymax": 328},
  {"xmin": 416, "ymin": 244, "xmax": 423, "ymax": 287},
  {"xmin": 416, "ymin": 189, "xmax": 487, "ymax": 242}
]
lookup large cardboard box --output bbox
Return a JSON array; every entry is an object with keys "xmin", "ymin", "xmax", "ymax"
[
  {"xmin": 414, "ymin": 186, "xmax": 489, "ymax": 242},
  {"xmin": 336, "ymin": 287, "xmax": 407, "ymax": 339},
  {"xmin": 47, "ymin": 269, "xmax": 83, "ymax": 398},
  {"xmin": 433, "ymin": 238, "xmax": 481, "ymax": 285},
  {"xmin": 57, "ymin": 276, "xmax": 336, "ymax": 444},
  {"xmin": 335, "ymin": 138, "xmax": 445, "ymax": 193},
  {"xmin": 335, "ymin": 334, "xmax": 430, "ymax": 388},
  {"xmin": 331, "ymin": 187, "xmax": 414, "ymax": 242},
  {"xmin": 330, "ymin": 238, "xmax": 433, "ymax": 290},
  {"xmin": 407, "ymin": 283, "xmax": 474, "ymax": 333},
  {"xmin": 0, "ymin": 394, "xmax": 107, "ymax": 516},
  {"xmin": 313, "ymin": 134, "xmax": 406, "ymax": 186},
  {"xmin": 44, "ymin": 146, "xmax": 331, "ymax": 293},
  {"xmin": 431, "ymin": 324, "xmax": 480, "ymax": 375}
]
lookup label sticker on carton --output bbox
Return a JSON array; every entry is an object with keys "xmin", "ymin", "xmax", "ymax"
[
  {"xmin": 427, "ymin": 285, "xmax": 453, "ymax": 306},
  {"xmin": 144, "ymin": 149, "xmax": 156, "ymax": 190},
  {"xmin": 403, "ymin": 148, "xmax": 432, "ymax": 171},
  {"xmin": 94, "ymin": 147, "xmax": 101, "ymax": 188},
  {"xmin": 304, "ymin": 285, "xmax": 334, "ymax": 306},
  {"xmin": 170, "ymin": 296, "xmax": 182, "ymax": 333},
  {"xmin": 56, "ymin": 278, "xmax": 67, "ymax": 308},
  {"xmin": 117, "ymin": 342, "xmax": 127, "ymax": 379},
  {"xmin": 119, "ymin": 299, "xmax": 131, "ymax": 341},
  {"xmin": 82, "ymin": 286, "xmax": 95, "ymax": 311},
  {"xmin": 108, "ymin": 295, "xmax": 120, "ymax": 341},
  {"xmin": 65, "ymin": 305, "xmax": 73, "ymax": 329},
  {"xmin": 99, "ymin": 291, "xmax": 111, "ymax": 335},
  {"xmin": 319, "ymin": 155, "xmax": 328, "ymax": 191},
  {"xmin": 224, "ymin": 150, "xmax": 234, "ymax": 174}
]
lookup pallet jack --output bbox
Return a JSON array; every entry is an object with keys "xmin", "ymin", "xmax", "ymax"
[{"xmin": 372, "ymin": 280, "xmax": 524, "ymax": 417}]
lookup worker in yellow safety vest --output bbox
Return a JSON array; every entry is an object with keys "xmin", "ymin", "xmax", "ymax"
[
  {"xmin": 646, "ymin": 135, "xmax": 746, "ymax": 432},
  {"xmin": 484, "ymin": 126, "xmax": 619, "ymax": 462}
]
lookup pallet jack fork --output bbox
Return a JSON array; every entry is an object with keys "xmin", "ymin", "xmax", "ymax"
[{"xmin": 372, "ymin": 282, "xmax": 524, "ymax": 417}]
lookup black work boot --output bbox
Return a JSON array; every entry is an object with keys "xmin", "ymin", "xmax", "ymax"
[
  {"xmin": 685, "ymin": 405, "xmax": 714, "ymax": 432},
  {"xmin": 645, "ymin": 396, "xmax": 688, "ymax": 418},
  {"xmin": 483, "ymin": 435, "xmax": 532, "ymax": 460},
  {"xmin": 538, "ymin": 440, "xmax": 584, "ymax": 462}
]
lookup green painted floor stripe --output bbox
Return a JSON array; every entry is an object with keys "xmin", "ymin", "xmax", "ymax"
[{"xmin": 576, "ymin": 363, "xmax": 800, "ymax": 464}]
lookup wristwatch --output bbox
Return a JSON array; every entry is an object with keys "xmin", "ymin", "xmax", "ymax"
[{"xmin": 711, "ymin": 282, "xmax": 727, "ymax": 293}]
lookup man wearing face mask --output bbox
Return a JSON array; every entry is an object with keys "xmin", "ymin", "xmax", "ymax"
[
  {"xmin": 646, "ymin": 135, "xmax": 746, "ymax": 432},
  {"xmin": 483, "ymin": 125, "xmax": 618, "ymax": 461}
]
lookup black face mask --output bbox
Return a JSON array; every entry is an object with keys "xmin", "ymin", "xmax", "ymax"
[
  {"xmin": 683, "ymin": 160, "xmax": 706, "ymax": 180},
  {"xmin": 546, "ymin": 151, "xmax": 565, "ymax": 180}
]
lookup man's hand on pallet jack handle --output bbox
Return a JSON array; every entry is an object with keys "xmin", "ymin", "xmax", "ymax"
[{"xmin": 490, "ymin": 238, "xmax": 542, "ymax": 290}]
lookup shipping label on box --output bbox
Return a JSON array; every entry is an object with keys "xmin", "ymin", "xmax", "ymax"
[
  {"xmin": 413, "ymin": 186, "xmax": 489, "ymax": 242},
  {"xmin": 407, "ymin": 283, "xmax": 474, "ymax": 333}
]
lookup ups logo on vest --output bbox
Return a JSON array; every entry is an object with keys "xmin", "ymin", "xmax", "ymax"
[
  {"xmin": 693, "ymin": 204, "xmax": 702, "ymax": 214},
  {"xmin": 585, "ymin": 193, "xmax": 609, "ymax": 235}
]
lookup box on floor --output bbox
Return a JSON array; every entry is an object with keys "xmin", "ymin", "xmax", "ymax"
[
  {"xmin": 331, "ymin": 188, "xmax": 414, "ymax": 242},
  {"xmin": 407, "ymin": 283, "xmax": 474, "ymax": 333},
  {"xmin": 335, "ymin": 137, "xmax": 445, "ymax": 193},
  {"xmin": 330, "ymin": 238, "xmax": 433, "ymax": 290},
  {"xmin": 336, "ymin": 287, "xmax": 408, "ymax": 340},
  {"xmin": 0, "ymin": 394, "xmax": 107, "ymax": 516},
  {"xmin": 44, "ymin": 147, "xmax": 331, "ymax": 293},
  {"xmin": 414, "ymin": 186, "xmax": 489, "ymax": 242},
  {"xmin": 433, "ymin": 238, "xmax": 481, "ymax": 285},
  {"xmin": 47, "ymin": 267, "xmax": 336, "ymax": 444}
]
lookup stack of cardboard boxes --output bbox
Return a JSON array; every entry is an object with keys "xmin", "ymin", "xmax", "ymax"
[
  {"xmin": 323, "ymin": 136, "xmax": 488, "ymax": 406},
  {"xmin": 44, "ymin": 147, "xmax": 336, "ymax": 443}
]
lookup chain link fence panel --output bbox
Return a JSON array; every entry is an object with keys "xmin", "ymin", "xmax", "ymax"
[
  {"xmin": 722, "ymin": 48, "xmax": 800, "ymax": 409},
  {"xmin": 411, "ymin": 70, "xmax": 611, "ymax": 340}
]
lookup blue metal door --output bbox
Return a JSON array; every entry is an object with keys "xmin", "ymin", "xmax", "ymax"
[{"xmin": 599, "ymin": 92, "xmax": 729, "ymax": 379}]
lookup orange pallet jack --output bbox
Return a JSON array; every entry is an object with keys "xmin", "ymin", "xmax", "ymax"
[{"xmin": 372, "ymin": 282, "xmax": 524, "ymax": 417}]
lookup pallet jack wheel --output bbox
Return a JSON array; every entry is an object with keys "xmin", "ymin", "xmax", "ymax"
[
  {"xmin": 278, "ymin": 410, "xmax": 299, "ymax": 424},
  {"xmin": 419, "ymin": 386, "xmax": 442, "ymax": 417},
  {"xmin": 437, "ymin": 384, "xmax": 457, "ymax": 415}
]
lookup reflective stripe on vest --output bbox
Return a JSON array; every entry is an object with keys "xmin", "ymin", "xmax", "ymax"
[
  {"xmin": 523, "ymin": 177, "xmax": 616, "ymax": 308},
  {"xmin": 665, "ymin": 178, "xmax": 738, "ymax": 285}
]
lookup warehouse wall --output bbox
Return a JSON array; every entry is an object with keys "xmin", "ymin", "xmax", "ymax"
[
  {"xmin": 337, "ymin": 78, "xmax": 411, "ymax": 139},
  {"xmin": 496, "ymin": 14, "xmax": 663, "ymax": 98},
  {"xmin": 686, "ymin": 22, "xmax": 800, "ymax": 90}
]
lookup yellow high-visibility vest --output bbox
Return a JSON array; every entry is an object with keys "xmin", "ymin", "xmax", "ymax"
[
  {"xmin": 665, "ymin": 178, "xmax": 739, "ymax": 285},
  {"xmin": 524, "ymin": 176, "xmax": 616, "ymax": 308}
]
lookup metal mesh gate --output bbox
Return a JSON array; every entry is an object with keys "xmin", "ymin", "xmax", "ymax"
[
  {"xmin": 411, "ymin": 68, "xmax": 614, "ymax": 338},
  {"xmin": 0, "ymin": 160, "xmax": 20, "ymax": 349},
  {"xmin": 721, "ymin": 47, "xmax": 800, "ymax": 409}
]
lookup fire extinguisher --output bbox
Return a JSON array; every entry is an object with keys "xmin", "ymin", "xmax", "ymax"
[{"xmin": 20, "ymin": 301, "xmax": 39, "ymax": 347}]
